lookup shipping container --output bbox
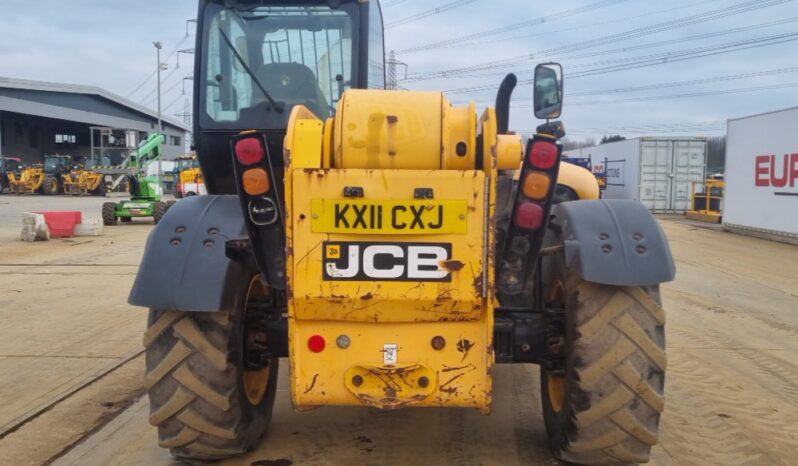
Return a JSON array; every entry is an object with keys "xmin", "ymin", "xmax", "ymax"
[
  {"xmin": 724, "ymin": 107, "xmax": 798, "ymax": 244},
  {"xmin": 563, "ymin": 137, "xmax": 707, "ymax": 212}
]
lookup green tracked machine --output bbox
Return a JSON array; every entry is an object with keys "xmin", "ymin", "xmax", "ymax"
[{"xmin": 102, "ymin": 133, "xmax": 170, "ymax": 225}]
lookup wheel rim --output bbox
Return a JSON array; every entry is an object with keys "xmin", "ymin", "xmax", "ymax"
[
  {"xmin": 243, "ymin": 275, "xmax": 271, "ymax": 405},
  {"xmin": 547, "ymin": 373, "xmax": 566, "ymax": 413},
  {"xmin": 546, "ymin": 279, "xmax": 567, "ymax": 413}
]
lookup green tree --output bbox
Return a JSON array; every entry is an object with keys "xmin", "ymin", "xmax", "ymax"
[{"xmin": 600, "ymin": 135, "xmax": 626, "ymax": 144}]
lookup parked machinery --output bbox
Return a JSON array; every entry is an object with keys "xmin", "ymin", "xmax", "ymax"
[
  {"xmin": 173, "ymin": 155, "xmax": 206, "ymax": 198},
  {"xmin": 101, "ymin": 133, "xmax": 169, "ymax": 225},
  {"xmin": 128, "ymin": 1, "xmax": 676, "ymax": 464},
  {"xmin": 562, "ymin": 155, "xmax": 607, "ymax": 193},
  {"xmin": 8, "ymin": 165, "xmax": 45, "ymax": 194},
  {"xmin": 62, "ymin": 167, "xmax": 105, "ymax": 196},
  {"xmin": 0, "ymin": 156, "xmax": 23, "ymax": 194},
  {"xmin": 41, "ymin": 155, "xmax": 74, "ymax": 195},
  {"xmin": 686, "ymin": 175, "xmax": 725, "ymax": 223}
]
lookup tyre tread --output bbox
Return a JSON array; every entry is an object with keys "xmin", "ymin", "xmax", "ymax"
[
  {"xmin": 556, "ymin": 282, "xmax": 666, "ymax": 465},
  {"xmin": 144, "ymin": 309, "xmax": 276, "ymax": 460},
  {"xmin": 159, "ymin": 426, "xmax": 200, "ymax": 448}
]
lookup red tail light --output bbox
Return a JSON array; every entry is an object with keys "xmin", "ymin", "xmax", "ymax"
[
  {"xmin": 529, "ymin": 141, "xmax": 558, "ymax": 169},
  {"xmin": 515, "ymin": 201, "xmax": 544, "ymax": 230},
  {"xmin": 235, "ymin": 138, "xmax": 265, "ymax": 166},
  {"xmin": 308, "ymin": 335, "xmax": 326, "ymax": 353}
]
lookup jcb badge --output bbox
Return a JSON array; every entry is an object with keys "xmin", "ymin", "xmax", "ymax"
[{"xmin": 323, "ymin": 242, "xmax": 452, "ymax": 282}]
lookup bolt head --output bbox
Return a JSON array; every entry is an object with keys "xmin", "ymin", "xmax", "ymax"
[
  {"xmin": 336, "ymin": 334, "xmax": 351, "ymax": 349},
  {"xmin": 352, "ymin": 375, "xmax": 363, "ymax": 387},
  {"xmin": 431, "ymin": 336, "xmax": 446, "ymax": 350},
  {"xmin": 418, "ymin": 376, "xmax": 430, "ymax": 388}
]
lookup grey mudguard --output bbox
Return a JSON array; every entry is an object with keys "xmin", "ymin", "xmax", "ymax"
[
  {"xmin": 129, "ymin": 195, "xmax": 249, "ymax": 312},
  {"xmin": 552, "ymin": 199, "xmax": 676, "ymax": 286}
]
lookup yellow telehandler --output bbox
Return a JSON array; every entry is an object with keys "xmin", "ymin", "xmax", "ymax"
[
  {"xmin": 62, "ymin": 168, "xmax": 105, "ymax": 195},
  {"xmin": 129, "ymin": 1, "xmax": 675, "ymax": 464},
  {"xmin": 8, "ymin": 165, "xmax": 45, "ymax": 194}
]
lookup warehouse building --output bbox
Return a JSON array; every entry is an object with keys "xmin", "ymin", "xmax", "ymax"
[{"xmin": 0, "ymin": 77, "xmax": 189, "ymax": 166}]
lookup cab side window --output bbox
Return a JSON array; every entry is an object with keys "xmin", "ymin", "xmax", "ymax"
[{"xmin": 367, "ymin": 2, "xmax": 385, "ymax": 89}]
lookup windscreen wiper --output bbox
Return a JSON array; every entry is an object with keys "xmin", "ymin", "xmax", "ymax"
[{"xmin": 217, "ymin": 27, "xmax": 284, "ymax": 114}]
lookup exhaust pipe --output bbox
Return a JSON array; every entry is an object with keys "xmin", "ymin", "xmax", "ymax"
[{"xmin": 495, "ymin": 73, "xmax": 517, "ymax": 135}]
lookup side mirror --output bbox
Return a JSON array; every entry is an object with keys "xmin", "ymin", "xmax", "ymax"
[{"xmin": 533, "ymin": 63, "xmax": 563, "ymax": 120}]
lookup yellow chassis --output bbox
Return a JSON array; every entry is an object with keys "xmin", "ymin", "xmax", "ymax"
[{"xmin": 281, "ymin": 90, "xmax": 597, "ymax": 412}]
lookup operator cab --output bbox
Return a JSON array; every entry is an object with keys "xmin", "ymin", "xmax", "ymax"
[
  {"xmin": 43, "ymin": 155, "xmax": 72, "ymax": 175},
  {"xmin": 194, "ymin": 0, "xmax": 385, "ymax": 193}
]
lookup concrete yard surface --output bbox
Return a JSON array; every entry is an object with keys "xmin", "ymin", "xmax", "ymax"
[{"xmin": 0, "ymin": 195, "xmax": 796, "ymax": 466}]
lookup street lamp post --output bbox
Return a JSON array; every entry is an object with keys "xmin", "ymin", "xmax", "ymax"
[{"xmin": 153, "ymin": 41, "xmax": 165, "ymax": 135}]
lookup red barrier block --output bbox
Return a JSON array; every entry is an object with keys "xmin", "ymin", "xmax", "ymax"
[{"xmin": 35, "ymin": 211, "xmax": 82, "ymax": 238}]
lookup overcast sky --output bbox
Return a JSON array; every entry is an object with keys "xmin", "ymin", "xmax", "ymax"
[{"xmin": 1, "ymin": 0, "xmax": 797, "ymax": 142}]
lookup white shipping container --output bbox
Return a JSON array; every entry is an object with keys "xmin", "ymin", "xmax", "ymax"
[
  {"xmin": 724, "ymin": 107, "xmax": 798, "ymax": 243},
  {"xmin": 563, "ymin": 137, "xmax": 707, "ymax": 212}
]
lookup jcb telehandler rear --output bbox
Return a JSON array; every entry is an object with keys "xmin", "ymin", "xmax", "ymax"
[{"xmin": 130, "ymin": 1, "xmax": 675, "ymax": 464}]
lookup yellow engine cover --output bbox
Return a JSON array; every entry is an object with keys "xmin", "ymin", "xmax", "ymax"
[{"xmin": 332, "ymin": 90, "xmax": 478, "ymax": 170}]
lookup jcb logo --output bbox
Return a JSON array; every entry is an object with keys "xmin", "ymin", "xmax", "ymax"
[{"xmin": 323, "ymin": 242, "xmax": 452, "ymax": 282}]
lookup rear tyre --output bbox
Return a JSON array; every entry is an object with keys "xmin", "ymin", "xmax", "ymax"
[
  {"xmin": 541, "ymin": 224, "xmax": 666, "ymax": 465},
  {"xmin": 42, "ymin": 177, "xmax": 59, "ymax": 195},
  {"xmin": 144, "ymin": 273, "xmax": 279, "ymax": 460},
  {"xmin": 153, "ymin": 202, "xmax": 167, "ymax": 224},
  {"xmin": 94, "ymin": 181, "xmax": 107, "ymax": 197},
  {"xmin": 102, "ymin": 202, "xmax": 117, "ymax": 226}
]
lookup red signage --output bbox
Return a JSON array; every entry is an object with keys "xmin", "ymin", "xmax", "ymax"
[{"xmin": 755, "ymin": 154, "xmax": 798, "ymax": 187}]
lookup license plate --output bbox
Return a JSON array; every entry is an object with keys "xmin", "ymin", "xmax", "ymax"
[{"xmin": 310, "ymin": 199, "xmax": 467, "ymax": 234}]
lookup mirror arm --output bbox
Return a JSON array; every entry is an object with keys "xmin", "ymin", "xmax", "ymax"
[{"xmin": 495, "ymin": 73, "xmax": 517, "ymax": 135}]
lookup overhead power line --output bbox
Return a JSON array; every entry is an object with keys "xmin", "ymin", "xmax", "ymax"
[
  {"xmin": 567, "ymin": 32, "xmax": 798, "ymax": 78},
  {"xmin": 399, "ymin": 0, "xmax": 725, "ymax": 54},
  {"xmin": 558, "ymin": 125, "xmax": 727, "ymax": 136},
  {"xmin": 397, "ymin": 0, "xmax": 634, "ymax": 54},
  {"xmin": 512, "ymin": 82, "xmax": 798, "ymax": 108},
  {"xmin": 383, "ymin": 0, "xmax": 413, "ymax": 8},
  {"xmin": 563, "ymin": 15, "xmax": 798, "ymax": 62},
  {"xmin": 518, "ymin": 121, "xmax": 729, "ymax": 136},
  {"xmin": 126, "ymin": 33, "xmax": 191, "ymax": 98},
  {"xmin": 566, "ymin": 66, "xmax": 798, "ymax": 97},
  {"xmin": 446, "ymin": 32, "xmax": 798, "ymax": 99},
  {"xmin": 546, "ymin": 123, "xmax": 727, "ymax": 133},
  {"xmin": 385, "ymin": 0, "xmax": 477, "ymax": 29},
  {"xmin": 443, "ymin": 31, "xmax": 798, "ymax": 96},
  {"xmin": 402, "ymin": 0, "xmax": 793, "ymax": 82},
  {"xmin": 138, "ymin": 62, "xmax": 183, "ymax": 105},
  {"xmin": 446, "ymin": 23, "xmax": 798, "ymax": 94},
  {"xmin": 570, "ymin": 82, "xmax": 798, "ymax": 106}
]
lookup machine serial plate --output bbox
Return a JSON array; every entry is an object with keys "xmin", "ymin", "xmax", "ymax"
[{"xmin": 310, "ymin": 199, "xmax": 468, "ymax": 235}]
